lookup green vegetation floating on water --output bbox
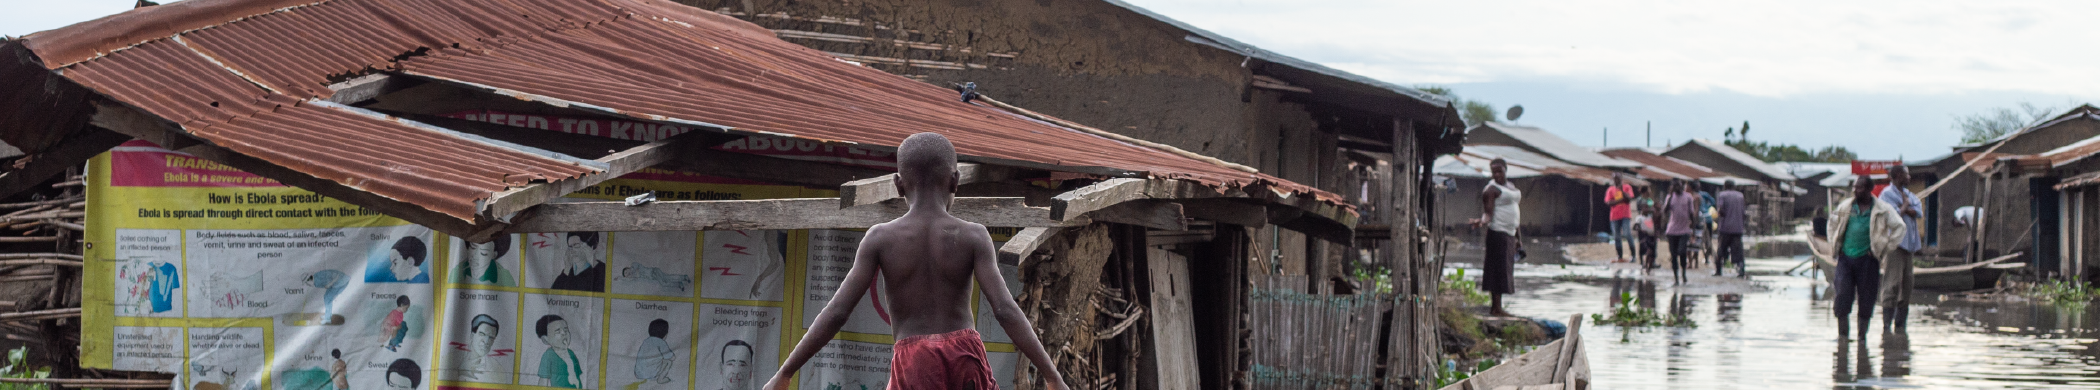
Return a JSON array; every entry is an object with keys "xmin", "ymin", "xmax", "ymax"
[
  {"xmin": 1591, "ymin": 292, "xmax": 1696, "ymax": 329},
  {"xmin": 1, "ymin": 346, "xmax": 51, "ymax": 390},
  {"xmin": 1443, "ymin": 269, "xmax": 1490, "ymax": 306},
  {"xmin": 2027, "ymin": 279, "xmax": 2100, "ymax": 307}
]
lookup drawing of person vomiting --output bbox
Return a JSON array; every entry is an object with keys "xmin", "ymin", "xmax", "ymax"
[
  {"xmin": 304, "ymin": 269, "xmax": 348, "ymax": 320},
  {"xmin": 616, "ymin": 265, "xmax": 692, "ymax": 292},
  {"xmin": 536, "ymin": 315, "xmax": 587, "ymax": 389}
]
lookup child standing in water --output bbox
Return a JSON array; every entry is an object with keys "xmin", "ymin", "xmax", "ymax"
[{"xmin": 763, "ymin": 133, "xmax": 1067, "ymax": 390}]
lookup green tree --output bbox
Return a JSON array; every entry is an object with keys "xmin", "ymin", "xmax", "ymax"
[
  {"xmin": 1740, "ymin": 121, "xmax": 1750, "ymax": 140},
  {"xmin": 1418, "ymin": 86, "xmax": 1501, "ymax": 128},
  {"xmin": 1955, "ymin": 102, "xmax": 2057, "ymax": 144},
  {"xmin": 1725, "ymin": 139, "xmax": 1855, "ymax": 163},
  {"xmin": 1724, "ymin": 127, "xmax": 1734, "ymax": 139}
]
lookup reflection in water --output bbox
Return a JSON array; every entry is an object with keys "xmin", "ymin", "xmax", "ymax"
[
  {"xmin": 1881, "ymin": 332, "xmax": 1910, "ymax": 379},
  {"xmin": 1500, "ymin": 256, "xmax": 2100, "ymax": 389},
  {"xmin": 1716, "ymin": 294, "xmax": 1742, "ymax": 323}
]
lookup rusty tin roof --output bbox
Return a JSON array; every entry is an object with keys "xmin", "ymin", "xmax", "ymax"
[{"xmin": 8, "ymin": 0, "xmax": 1348, "ymax": 223}]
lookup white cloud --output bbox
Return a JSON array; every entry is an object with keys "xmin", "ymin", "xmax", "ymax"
[{"xmin": 1124, "ymin": 0, "xmax": 2099, "ymax": 97}]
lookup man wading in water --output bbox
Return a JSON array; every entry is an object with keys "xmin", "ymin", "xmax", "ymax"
[
  {"xmin": 1828, "ymin": 177, "xmax": 1906, "ymax": 341},
  {"xmin": 764, "ymin": 133, "xmax": 1068, "ymax": 390}
]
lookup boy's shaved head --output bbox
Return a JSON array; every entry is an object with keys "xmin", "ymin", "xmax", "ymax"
[{"xmin": 897, "ymin": 132, "xmax": 958, "ymax": 189}]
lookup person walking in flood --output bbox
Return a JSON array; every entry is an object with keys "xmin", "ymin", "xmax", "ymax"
[
  {"xmin": 1714, "ymin": 180, "xmax": 1748, "ymax": 278},
  {"xmin": 1469, "ymin": 158, "xmax": 1521, "ymax": 317},
  {"xmin": 1663, "ymin": 180, "xmax": 1698, "ymax": 284},
  {"xmin": 1878, "ymin": 166, "xmax": 1923, "ymax": 333},
  {"xmin": 763, "ymin": 133, "xmax": 1068, "ymax": 390},
  {"xmin": 1605, "ymin": 174, "xmax": 1637, "ymax": 263},
  {"xmin": 1829, "ymin": 177, "xmax": 1907, "ymax": 340},
  {"xmin": 1635, "ymin": 185, "xmax": 1660, "ymax": 272}
]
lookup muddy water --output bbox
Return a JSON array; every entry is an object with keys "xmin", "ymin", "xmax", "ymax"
[{"xmin": 1480, "ymin": 256, "xmax": 2100, "ymax": 389}]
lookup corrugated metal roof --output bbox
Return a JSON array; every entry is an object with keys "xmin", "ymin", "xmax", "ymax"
[
  {"xmin": 2056, "ymin": 171, "xmax": 2100, "ymax": 190},
  {"xmin": 1670, "ymin": 139, "xmax": 1797, "ymax": 181},
  {"xmin": 8, "ymin": 0, "xmax": 1347, "ymax": 220},
  {"xmin": 1097, "ymin": 0, "xmax": 1451, "ymax": 111},
  {"xmin": 1461, "ymin": 145, "xmax": 1625, "ymax": 185},
  {"xmin": 22, "ymin": 24, "xmax": 602, "ymax": 221},
  {"xmin": 2039, "ymin": 132, "xmax": 2100, "ymax": 167},
  {"xmin": 1598, "ymin": 148, "xmax": 1744, "ymax": 182},
  {"xmin": 1469, "ymin": 122, "xmax": 1642, "ymax": 169}
]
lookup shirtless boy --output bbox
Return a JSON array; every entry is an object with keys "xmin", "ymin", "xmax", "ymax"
[{"xmin": 764, "ymin": 133, "xmax": 1067, "ymax": 390}]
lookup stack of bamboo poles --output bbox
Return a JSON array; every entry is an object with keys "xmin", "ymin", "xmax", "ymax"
[
  {"xmin": 1246, "ymin": 274, "xmax": 1391, "ymax": 390},
  {"xmin": 0, "ymin": 173, "xmax": 174, "ymax": 388}
]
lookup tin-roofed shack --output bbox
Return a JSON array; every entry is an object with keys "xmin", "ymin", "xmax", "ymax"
[
  {"xmin": 1961, "ymin": 105, "xmax": 2100, "ymax": 279},
  {"xmin": 1916, "ymin": 105, "xmax": 2100, "ymax": 266},
  {"xmin": 683, "ymin": 1, "xmax": 1470, "ymax": 388},
  {"xmin": 0, "ymin": 0, "xmax": 1431, "ymax": 388}
]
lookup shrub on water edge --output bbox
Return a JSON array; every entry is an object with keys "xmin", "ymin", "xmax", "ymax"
[
  {"xmin": 2028, "ymin": 279, "xmax": 2100, "ymax": 307},
  {"xmin": 1443, "ymin": 269, "xmax": 1490, "ymax": 306}
]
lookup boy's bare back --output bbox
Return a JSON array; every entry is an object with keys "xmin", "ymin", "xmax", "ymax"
[
  {"xmin": 858, "ymin": 213, "xmax": 995, "ymax": 338},
  {"xmin": 766, "ymin": 132, "xmax": 1067, "ymax": 390}
]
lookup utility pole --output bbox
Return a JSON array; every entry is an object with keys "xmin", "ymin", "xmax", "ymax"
[
  {"xmin": 1603, "ymin": 127, "xmax": 1608, "ymax": 148},
  {"xmin": 1646, "ymin": 121, "xmax": 1652, "ymax": 149}
]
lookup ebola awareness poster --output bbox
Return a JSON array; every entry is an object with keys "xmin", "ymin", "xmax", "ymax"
[{"xmin": 84, "ymin": 116, "xmax": 1023, "ymax": 390}]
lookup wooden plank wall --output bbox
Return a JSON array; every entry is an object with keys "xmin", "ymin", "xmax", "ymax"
[{"xmin": 1245, "ymin": 274, "xmax": 1391, "ymax": 389}]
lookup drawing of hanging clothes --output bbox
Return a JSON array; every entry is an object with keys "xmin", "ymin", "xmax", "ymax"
[{"xmin": 150, "ymin": 262, "xmax": 180, "ymax": 314}]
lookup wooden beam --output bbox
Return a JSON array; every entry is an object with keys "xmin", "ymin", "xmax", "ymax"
[
  {"xmin": 663, "ymin": 149, "xmax": 891, "ymax": 189},
  {"xmin": 1051, "ymin": 178, "xmax": 1149, "ymax": 221},
  {"xmin": 0, "ymin": 127, "xmax": 129, "ymax": 199},
  {"xmin": 506, "ymin": 197, "xmax": 1081, "ymax": 233},
  {"xmin": 997, "ymin": 226, "xmax": 1062, "ymax": 265},
  {"xmin": 1173, "ymin": 199, "xmax": 1267, "ymax": 227},
  {"xmin": 1275, "ymin": 212, "xmax": 1353, "ymax": 245},
  {"xmin": 478, "ymin": 129, "xmax": 733, "ymax": 220},
  {"xmin": 838, "ymin": 175, "xmax": 898, "ymax": 209},
  {"xmin": 838, "ymin": 163, "xmax": 1028, "ymax": 208},
  {"xmin": 324, "ymin": 73, "xmax": 420, "ymax": 105},
  {"xmin": 1086, "ymin": 200, "xmax": 1186, "ymax": 231},
  {"xmin": 1146, "ymin": 229, "xmax": 1215, "ymax": 246},
  {"xmin": 89, "ymin": 101, "xmax": 492, "ymax": 238}
]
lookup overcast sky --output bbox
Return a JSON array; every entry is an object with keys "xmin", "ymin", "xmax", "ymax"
[
  {"xmin": 1120, "ymin": 0, "xmax": 2100, "ymax": 160},
  {"xmin": 8, "ymin": 0, "xmax": 2095, "ymax": 159}
]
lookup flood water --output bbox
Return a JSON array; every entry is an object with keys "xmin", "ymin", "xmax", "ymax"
[{"xmin": 1478, "ymin": 255, "xmax": 2100, "ymax": 389}]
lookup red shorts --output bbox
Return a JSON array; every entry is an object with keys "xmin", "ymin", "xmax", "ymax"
[{"xmin": 888, "ymin": 329, "xmax": 999, "ymax": 390}]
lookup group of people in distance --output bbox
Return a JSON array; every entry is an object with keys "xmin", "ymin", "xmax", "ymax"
[
  {"xmin": 1472, "ymin": 159, "xmax": 1922, "ymax": 341},
  {"xmin": 1465, "ymin": 159, "xmax": 1752, "ymax": 318},
  {"xmin": 1601, "ymin": 173, "xmax": 1752, "ymax": 283}
]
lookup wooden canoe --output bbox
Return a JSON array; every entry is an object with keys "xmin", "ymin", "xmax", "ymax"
[
  {"xmin": 1807, "ymin": 236, "xmax": 2021, "ymax": 291},
  {"xmin": 1438, "ymin": 315, "xmax": 1590, "ymax": 390}
]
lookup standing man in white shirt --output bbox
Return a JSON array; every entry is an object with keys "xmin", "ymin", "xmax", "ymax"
[{"xmin": 1877, "ymin": 166, "xmax": 1924, "ymax": 333}]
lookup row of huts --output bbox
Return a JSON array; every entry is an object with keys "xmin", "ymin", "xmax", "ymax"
[
  {"xmin": 1892, "ymin": 105, "xmax": 2100, "ymax": 282},
  {"xmin": 1434, "ymin": 122, "xmax": 1804, "ymax": 237},
  {"xmin": 0, "ymin": 0, "xmax": 1478, "ymax": 389}
]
